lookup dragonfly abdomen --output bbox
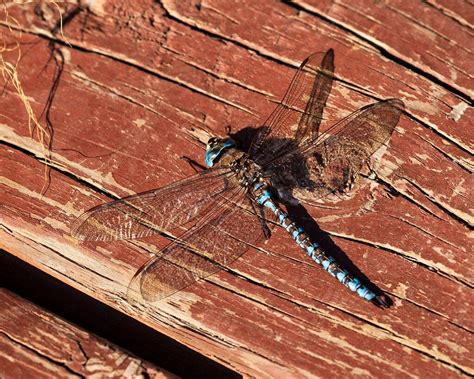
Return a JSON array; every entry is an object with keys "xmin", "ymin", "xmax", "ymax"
[{"xmin": 254, "ymin": 183, "xmax": 376, "ymax": 303}]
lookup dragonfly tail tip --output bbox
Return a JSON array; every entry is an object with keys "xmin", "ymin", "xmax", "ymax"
[{"xmin": 372, "ymin": 294, "xmax": 391, "ymax": 309}]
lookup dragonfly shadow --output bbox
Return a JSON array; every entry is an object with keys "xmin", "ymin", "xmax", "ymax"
[
  {"xmin": 227, "ymin": 125, "xmax": 259, "ymax": 152},
  {"xmin": 285, "ymin": 203, "xmax": 391, "ymax": 306},
  {"xmin": 232, "ymin": 127, "xmax": 391, "ymax": 305},
  {"xmin": 233, "ymin": 127, "xmax": 318, "ymax": 192}
]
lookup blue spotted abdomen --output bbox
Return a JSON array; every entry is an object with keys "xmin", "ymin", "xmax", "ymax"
[{"xmin": 254, "ymin": 183, "xmax": 376, "ymax": 303}]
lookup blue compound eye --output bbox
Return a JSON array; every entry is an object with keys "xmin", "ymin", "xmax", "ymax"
[{"xmin": 204, "ymin": 138, "xmax": 235, "ymax": 167}]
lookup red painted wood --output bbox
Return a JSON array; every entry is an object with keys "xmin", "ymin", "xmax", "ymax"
[
  {"xmin": 1, "ymin": 1, "xmax": 472, "ymax": 377},
  {"xmin": 0, "ymin": 289, "xmax": 174, "ymax": 378},
  {"xmin": 293, "ymin": 0, "xmax": 473, "ymax": 98}
]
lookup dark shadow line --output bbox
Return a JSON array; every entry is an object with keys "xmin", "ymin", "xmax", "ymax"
[
  {"xmin": 0, "ymin": 250, "xmax": 240, "ymax": 378},
  {"xmin": 285, "ymin": 202, "xmax": 392, "ymax": 306}
]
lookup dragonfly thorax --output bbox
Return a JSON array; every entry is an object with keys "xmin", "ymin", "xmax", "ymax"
[
  {"xmin": 205, "ymin": 137, "xmax": 264, "ymax": 188},
  {"xmin": 229, "ymin": 154, "xmax": 264, "ymax": 188}
]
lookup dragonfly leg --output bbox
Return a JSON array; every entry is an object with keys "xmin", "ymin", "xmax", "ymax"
[
  {"xmin": 249, "ymin": 197, "xmax": 272, "ymax": 239},
  {"xmin": 181, "ymin": 156, "xmax": 207, "ymax": 173}
]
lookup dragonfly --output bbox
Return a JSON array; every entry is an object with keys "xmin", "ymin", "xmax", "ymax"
[{"xmin": 72, "ymin": 49, "xmax": 404, "ymax": 308}]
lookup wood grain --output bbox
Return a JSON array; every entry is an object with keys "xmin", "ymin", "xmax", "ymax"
[
  {"xmin": 0, "ymin": 288, "xmax": 174, "ymax": 378},
  {"xmin": 0, "ymin": 1, "xmax": 472, "ymax": 377}
]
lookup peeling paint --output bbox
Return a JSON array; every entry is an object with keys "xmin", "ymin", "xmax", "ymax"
[
  {"xmin": 185, "ymin": 127, "xmax": 212, "ymax": 144},
  {"xmin": 2, "ymin": 3, "xmax": 473, "ymax": 376},
  {"xmin": 378, "ymin": 155, "xmax": 402, "ymax": 177},
  {"xmin": 447, "ymin": 102, "xmax": 468, "ymax": 122},
  {"xmin": 1, "ymin": 123, "xmax": 134, "ymax": 198},
  {"xmin": 0, "ymin": 177, "xmax": 68, "ymax": 213},
  {"xmin": 406, "ymin": 100, "xmax": 438, "ymax": 116},
  {"xmin": 393, "ymin": 283, "xmax": 408, "ymax": 298},
  {"xmin": 317, "ymin": 214, "xmax": 344, "ymax": 223},
  {"xmin": 440, "ymin": 339, "xmax": 469, "ymax": 355},
  {"xmin": 132, "ymin": 118, "xmax": 146, "ymax": 128},
  {"xmin": 452, "ymin": 178, "xmax": 467, "ymax": 197},
  {"xmin": 87, "ymin": 0, "xmax": 108, "ymax": 15}
]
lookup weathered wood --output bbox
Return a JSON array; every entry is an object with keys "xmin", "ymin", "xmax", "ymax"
[
  {"xmin": 0, "ymin": 288, "xmax": 175, "ymax": 378},
  {"xmin": 291, "ymin": 0, "xmax": 473, "ymax": 98},
  {"xmin": 0, "ymin": 1, "xmax": 472, "ymax": 377}
]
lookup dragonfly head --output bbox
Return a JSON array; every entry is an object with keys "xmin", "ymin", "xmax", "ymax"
[{"xmin": 205, "ymin": 137, "xmax": 236, "ymax": 167}]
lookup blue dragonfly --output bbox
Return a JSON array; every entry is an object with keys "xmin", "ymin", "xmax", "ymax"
[{"xmin": 72, "ymin": 49, "xmax": 404, "ymax": 308}]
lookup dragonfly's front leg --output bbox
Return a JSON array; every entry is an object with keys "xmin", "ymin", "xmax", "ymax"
[{"xmin": 181, "ymin": 156, "xmax": 207, "ymax": 173}]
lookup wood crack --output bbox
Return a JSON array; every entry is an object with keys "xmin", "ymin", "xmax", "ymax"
[
  {"xmin": 399, "ymin": 174, "xmax": 473, "ymax": 228},
  {"xmin": 0, "ymin": 22, "xmax": 253, "ymax": 114},
  {"xmin": 208, "ymin": 276, "xmax": 472, "ymax": 376},
  {"xmin": 326, "ymin": 229, "xmax": 472, "ymax": 288},
  {"xmin": 0, "ymin": 331, "xmax": 85, "ymax": 378},
  {"xmin": 283, "ymin": 0, "xmax": 473, "ymax": 103}
]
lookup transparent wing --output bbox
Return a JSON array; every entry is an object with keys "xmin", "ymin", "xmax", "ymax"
[
  {"xmin": 264, "ymin": 99, "xmax": 405, "ymax": 202},
  {"xmin": 249, "ymin": 49, "xmax": 335, "ymax": 162},
  {"xmin": 71, "ymin": 167, "xmax": 234, "ymax": 241},
  {"xmin": 127, "ymin": 187, "xmax": 277, "ymax": 302}
]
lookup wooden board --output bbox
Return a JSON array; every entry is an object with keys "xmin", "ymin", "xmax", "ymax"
[
  {"xmin": 0, "ymin": 1, "xmax": 472, "ymax": 377},
  {"xmin": 0, "ymin": 288, "xmax": 174, "ymax": 378}
]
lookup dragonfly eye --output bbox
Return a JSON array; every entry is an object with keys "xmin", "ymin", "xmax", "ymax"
[{"xmin": 204, "ymin": 138, "xmax": 235, "ymax": 167}]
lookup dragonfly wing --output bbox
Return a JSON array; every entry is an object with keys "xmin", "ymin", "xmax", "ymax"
[
  {"xmin": 264, "ymin": 99, "xmax": 404, "ymax": 202},
  {"xmin": 295, "ymin": 49, "xmax": 334, "ymax": 143},
  {"xmin": 249, "ymin": 50, "xmax": 335, "ymax": 162},
  {"xmin": 127, "ymin": 188, "xmax": 276, "ymax": 302},
  {"xmin": 71, "ymin": 167, "xmax": 233, "ymax": 241},
  {"xmin": 128, "ymin": 188, "xmax": 274, "ymax": 302}
]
